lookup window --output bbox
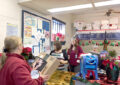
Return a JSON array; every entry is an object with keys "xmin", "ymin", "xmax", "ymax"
[{"xmin": 51, "ymin": 17, "xmax": 66, "ymax": 41}]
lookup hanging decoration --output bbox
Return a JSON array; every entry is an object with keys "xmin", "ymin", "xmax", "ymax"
[
  {"xmin": 89, "ymin": 40, "xmax": 92, "ymax": 43},
  {"xmin": 118, "ymin": 42, "xmax": 120, "ymax": 46},
  {"xmin": 85, "ymin": 42, "xmax": 89, "ymax": 46},
  {"xmin": 108, "ymin": 41, "xmax": 111, "ymax": 44},
  {"xmin": 109, "ymin": 24, "xmax": 112, "ymax": 27},
  {"xmin": 115, "ymin": 43, "xmax": 118, "ymax": 46},
  {"xmin": 79, "ymin": 42, "xmax": 82, "ymax": 46},
  {"xmin": 96, "ymin": 42, "xmax": 99, "ymax": 46},
  {"xmin": 92, "ymin": 41, "xmax": 96, "ymax": 44},
  {"xmin": 103, "ymin": 40, "xmax": 110, "ymax": 45},
  {"xmin": 104, "ymin": 40, "xmax": 109, "ymax": 44},
  {"xmin": 78, "ymin": 40, "xmax": 120, "ymax": 47},
  {"xmin": 82, "ymin": 43, "xmax": 85, "ymax": 46},
  {"xmin": 110, "ymin": 42, "xmax": 115, "ymax": 46},
  {"xmin": 99, "ymin": 42, "xmax": 103, "ymax": 46}
]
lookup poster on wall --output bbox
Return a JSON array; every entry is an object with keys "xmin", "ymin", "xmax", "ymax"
[
  {"xmin": 22, "ymin": 10, "xmax": 51, "ymax": 55},
  {"xmin": 6, "ymin": 23, "xmax": 18, "ymax": 36}
]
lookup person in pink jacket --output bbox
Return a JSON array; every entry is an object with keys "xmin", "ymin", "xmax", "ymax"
[{"xmin": 0, "ymin": 36, "xmax": 48, "ymax": 85}]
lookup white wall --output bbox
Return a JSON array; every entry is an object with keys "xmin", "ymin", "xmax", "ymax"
[
  {"xmin": 73, "ymin": 13, "xmax": 120, "ymax": 27},
  {"xmin": 0, "ymin": 0, "xmax": 22, "ymax": 52},
  {"xmin": 0, "ymin": 0, "xmax": 73, "ymax": 52}
]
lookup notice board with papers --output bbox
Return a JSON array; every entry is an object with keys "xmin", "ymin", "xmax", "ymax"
[{"xmin": 22, "ymin": 10, "xmax": 51, "ymax": 56}]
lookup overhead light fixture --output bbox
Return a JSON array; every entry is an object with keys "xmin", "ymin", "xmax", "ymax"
[
  {"xmin": 48, "ymin": 4, "xmax": 93, "ymax": 13},
  {"xmin": 95, "ymin": 0, "xmax": 120, "ymax": 7}
]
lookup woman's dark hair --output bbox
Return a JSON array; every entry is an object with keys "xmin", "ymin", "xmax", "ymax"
[
  {"xmin": 69, "ymin": 39, "xmax": 79, "ymax": 53},
  {"xmin": 54, "ymin": 41, "xmax": 62, "ymax": 51}
]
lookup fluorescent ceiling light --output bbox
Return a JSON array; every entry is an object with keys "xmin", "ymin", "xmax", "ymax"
[
  {"xmin": 48, "ymin": 4, "xmax": 92, "ymax": 13},
  {"xmin": 95, "ymin": 0, "xmax": 120, "ymax": 7}
]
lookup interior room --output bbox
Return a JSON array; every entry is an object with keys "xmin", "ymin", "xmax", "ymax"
[{"xmin": 0, "ymin": 0, "xmax": 120, "ymax": 85}]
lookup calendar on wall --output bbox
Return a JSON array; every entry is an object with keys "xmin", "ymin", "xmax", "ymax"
[{"xmin": 22, "ymin": 10, "xmax": 51, "ymax": 56}]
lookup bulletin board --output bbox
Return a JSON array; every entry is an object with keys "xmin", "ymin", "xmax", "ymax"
[{"xmin": 22, "ymin": 10, "xmax": 51, "ymax": 56}]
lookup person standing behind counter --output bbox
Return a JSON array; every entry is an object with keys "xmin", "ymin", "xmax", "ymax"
[
  {"xmin": 0, "ymin": 36, "xmax": 48, "ymax": 85},
  {"xmin": 50, "ymin": 41, "xmax": 68, "ymax": 71},
  {"xmin": 68, "ymin": 39, "xmax": 83, "ymax": 73}
]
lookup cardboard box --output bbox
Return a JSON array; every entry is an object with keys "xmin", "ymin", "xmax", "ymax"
[{"xmin": 39, "ymin": 53, "xmax": 60, "ymax": 79}]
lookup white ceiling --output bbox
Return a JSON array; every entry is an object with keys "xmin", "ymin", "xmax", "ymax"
[{"xmin": 18, "ymin": 0, "xmax": 120, "ymax": 15}]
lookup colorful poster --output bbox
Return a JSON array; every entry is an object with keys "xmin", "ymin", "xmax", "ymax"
[
  {"xmin": 23, "ymin": 11, "xmax": 51, "ymax": 55},
  {"xmin": 6, "ymin": 23, "xmax": 18, "ymax": 36}
]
